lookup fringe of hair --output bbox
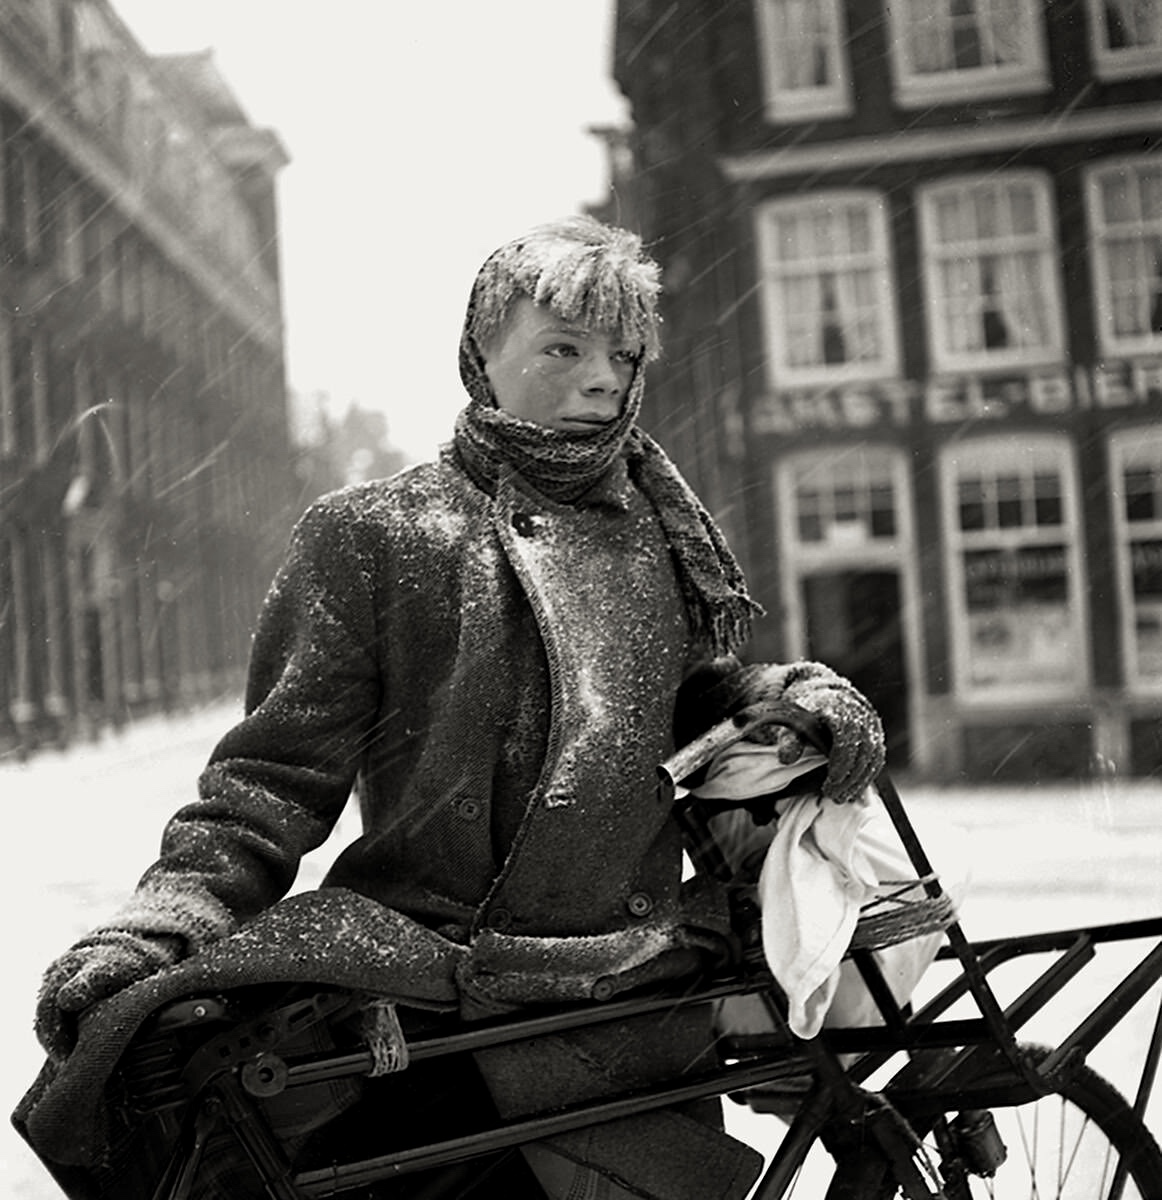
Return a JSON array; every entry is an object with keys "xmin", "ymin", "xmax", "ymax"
[{"xmin": 467, "ymin": 216, "xmax": 663, "ymax": 361}]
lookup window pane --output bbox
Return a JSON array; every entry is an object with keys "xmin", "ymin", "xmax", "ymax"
[
  {"xmin": 905, "ymin": 0, "xmax": 1031, "ymax": 73},
  {"xmin": 798, "ymin": 511, "xmax": 824, "ymax": 542},
  {"xmin": 959, "ymin": 478, "xmax": 987, "ymax": 530},
  {"xmin": 1093, "ymin": 161, "xmax": 1162, "ymax": 349},
  {"xmin": 996, "ymin": 474, "xmax": 1024, "ymax": 527},
  {"xmin": 948, "ymin": 440, "xmax": 1080, "ymax": 695},
  {"xmin": 1034, "ymin": 472, "xmax": 1063, "ymax": 525},
  {"xmin": 1101, "ymin": 0, "xmax": 1162, "ymax": 50},
  {"xmin": 771, "ymin": 0, "xmax": 837, "ymax": 89},
  {"xmin": 762, "ymin": 194, "xmax": 895, "ymax": 379},
  {"xmin": 926, "ymin": 175, "xmax": 1058, "ymax": 366},
  {"xmin": 1125, "ymin": 466, "xmax": 1158, "ymax": 521}
]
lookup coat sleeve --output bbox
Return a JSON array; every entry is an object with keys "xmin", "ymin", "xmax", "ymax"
[{"xmin": 114, "ymin": 494, "xmax": 386, "ymax": 951}]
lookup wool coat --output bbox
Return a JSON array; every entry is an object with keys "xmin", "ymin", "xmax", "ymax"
[
  {"xmin": 130, "ymin": 446, "xmax": 730, "ymax": 984},
  {"xmin": 19, "ymin": 425, "xmax": 771, "ymax": 1200}
]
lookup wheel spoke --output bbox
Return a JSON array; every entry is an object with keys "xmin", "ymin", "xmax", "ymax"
[{"xmin": 847, "ymin": 1046, "xmax": 1162, "ymax": 1200}]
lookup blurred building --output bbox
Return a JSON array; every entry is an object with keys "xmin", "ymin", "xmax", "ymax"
[
  {"xmin": 0, "ymin": 0, "xmax": 292, "ymax": 755},
  {"xmin": 613, "ymin": 0, "xmax": 1162, "ymax": 779}
]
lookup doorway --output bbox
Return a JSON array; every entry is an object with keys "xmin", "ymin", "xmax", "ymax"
[{"xmin": 801, "ymin": 569, "xmax": 910, "ymax": 768}]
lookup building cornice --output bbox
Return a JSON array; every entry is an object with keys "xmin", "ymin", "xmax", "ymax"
[
  {"xmin": 0, "ymin": 36, "xmax": 283, "ymax": 350},
  {"xmin": 721, "ymin": 102, "xmax": 1162, "ymax": 182}
]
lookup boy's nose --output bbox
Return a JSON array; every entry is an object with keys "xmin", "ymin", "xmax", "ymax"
[{"xmin": 582, "ymin": 355, "xmax": 623, "ymax": 397}]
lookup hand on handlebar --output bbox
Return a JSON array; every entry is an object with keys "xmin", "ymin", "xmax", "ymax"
[{"xmin": 681, "ymin": 659, "xmax": 884, "ymax": 805}]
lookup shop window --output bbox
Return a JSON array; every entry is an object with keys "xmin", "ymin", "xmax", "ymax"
[
  {"xmin": 1087, "ymin": 159, "xmax": 1162, "ymax": 358},
  {"xmin": 756, "ymin": 192, "xmax": 899, "ymax": 388},
  {"xmin": 887, "ymin": 0, "xmax": 1048, "ymax": 105},
  {"xmin": 754, "ymin": 0, "xmax": 850, "ymax": 121},
  {"xmin": 786, "ymin": 446, "xmax": 902, "ymax": 547},
  {"xmin": 1110, "ymin": 427, "xmax": 1162, "ymax": 692},
  {"xmin": 919, "ymin": 174, "xmax": 1064, "ymax": 374},
  {"xmin": 1088, "ymin": 0, "xmax": 1161, "ymax": 79},
  {"xmin": 942, "ymin": 437, "xmax": 1086, "ymax": 699}
]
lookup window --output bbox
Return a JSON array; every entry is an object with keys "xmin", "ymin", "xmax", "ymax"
[
  {"xmin": 888, "ymin": 0, "xmax": 1048, "ymax": 105},
  {"xmin": 1087, "ymin": 159, "xmax": 1162, "ymax": 357},
  {"xmin": 919, "ymin": 174, "xmax": 1064, "ymax": 373},
  {"xmin": 785, "ymin": 447, "xmax": 903, "ymax": 548},
  {"xmin": 754, "ymin": 0, "xmax": 850, "ymax": 121},
  {"xmin": 942, "ymin": 437, "xmax": 1086, "ymax": 699},
  {"xmin": 756, "ymin": 192, "xmax": 900, "ymax": 387},
  {"xmin": 1088, "ymin": 0, "xmax": 1162, "ymax": 78},
  {"xmin": 1110, "ymin": 428, "xmax": 1162, "ymax": 691}
]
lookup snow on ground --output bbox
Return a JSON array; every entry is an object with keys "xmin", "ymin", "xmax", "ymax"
[{"xmin": 2, "ymin": 704, "xmax": 1160, "ymax": 1197}]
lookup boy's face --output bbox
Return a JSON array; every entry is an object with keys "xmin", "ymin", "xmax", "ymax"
[{"xmin": 481, "ymin": 298, "xmax": 639, "ymax": 431}]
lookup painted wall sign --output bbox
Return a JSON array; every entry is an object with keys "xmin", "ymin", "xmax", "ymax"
[{"xmin": 754, "ymin": 359, "xmax": 1162, "ymax": 432}]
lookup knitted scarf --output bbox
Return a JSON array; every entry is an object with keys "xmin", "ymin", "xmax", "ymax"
[{"xmin": 455, "ymin": 333, "xmax": 761, "ymax": 658}]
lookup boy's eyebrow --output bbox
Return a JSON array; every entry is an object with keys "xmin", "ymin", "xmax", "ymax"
[
  {"xmin": 536, "ymin": 322, "xmax": 593, "ymax": 338},
  {"xmin": 537, "ymin": 322, "xmax": 635, "ymax": 348}
]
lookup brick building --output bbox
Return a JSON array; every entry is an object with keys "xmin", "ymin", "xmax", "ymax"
[
  {"xmin": 612, "ymin": 0, "xmax": 1162, "ymax": 779},
  {"xmin": 1, "ymin": 0, "xmax": 292, "ymax": 754}
]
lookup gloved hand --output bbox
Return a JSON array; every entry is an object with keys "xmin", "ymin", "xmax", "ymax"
[
  {"xmin": 36, "ymin": 928, "xmax": 184, "ymax": 1060},
  {"xmin": 676, "ymin": 657, "xmax": 885, "ymax": 804}
]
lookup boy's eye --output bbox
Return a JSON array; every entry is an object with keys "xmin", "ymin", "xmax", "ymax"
[
  {"xmin": 545, "ymin": 342, "xmax": 580, "ymax": 357},
  {"xmin": 612, "ymin": 349, "xmax": 639, "ymax": 365}
]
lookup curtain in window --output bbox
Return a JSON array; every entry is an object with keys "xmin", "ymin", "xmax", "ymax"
[
  {"xmin": 907, "ymin": 0, "xmax": 1026, "ymax": 72},
  {"xmin": 1097, "ymin": 165, "xmax": 1162, "ymax": 343},
  {"xmin": 993, "ymin": 252, "xmax": 1048, "ymax": 349},
  {"xmin": 983, "ymin": 0, "xmax": 1026, "ymax": 64},
  {"xmin": 779, "ymin": 261, "xmax": 881, "ymax": 366},
  {"xmin": 772, "ymin": 0, "xmax": 833, "ymax": 88},
  {"xmin": 1104, "ymin": 0, "xmax": 1160, "ymax": 48},
  {"xmin": 939, "ymin": 257, "xmax": 981, "ymax": 353}
]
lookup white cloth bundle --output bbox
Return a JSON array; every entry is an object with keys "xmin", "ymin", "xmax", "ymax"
[{"xmin": 695, "ymin": 743, "xmax": 970, "ymax": 1039}]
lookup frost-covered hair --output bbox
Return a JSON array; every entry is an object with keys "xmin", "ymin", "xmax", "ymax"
[{"xmin": 467, "ymin": 216, "xmax": 663, "ymax": 363}]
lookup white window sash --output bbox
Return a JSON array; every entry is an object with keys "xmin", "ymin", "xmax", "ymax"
[
  {"xmin": 1110, "ymin": 428, "xmax": 1162, "ymax": 692},
  {"xmin": 942, "ymin": 437, "xmax": 1087, "ymax": 701},
  {"xmin": 890, "ymin": 0, "xmax": 1049, "ymax": 105},
  {"xmin": 754, "ymin": 0, "xmax": 851, "ymax": 120},
  {"xmin": 1087, "ymin": 160, "xmax": 1162, "ymax": 355},
  {"xmin": 757, "ymin": 193, "xmax": 899, "ymax": 386},
  {"xmin": 921, "ymin": 175, "xmax": 1063, "ymax": 372}
]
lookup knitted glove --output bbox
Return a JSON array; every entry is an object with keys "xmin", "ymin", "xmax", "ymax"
[
  {"xmin": 36, "ymin": 929, "xmax": 184, "ymax": 1060},
  {"xmin": 676, "ymin": 657, "xmax": 885, "ymax": 804}
]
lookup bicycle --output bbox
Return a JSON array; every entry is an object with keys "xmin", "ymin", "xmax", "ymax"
[{"xmin": 16, "ymin": 703, "xmax": 1162, "ymax": 1198}]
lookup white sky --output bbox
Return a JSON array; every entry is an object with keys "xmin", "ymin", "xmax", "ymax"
[{"xmin": 111, "ymin": 2, "xmax": 629, "ymax": 461}]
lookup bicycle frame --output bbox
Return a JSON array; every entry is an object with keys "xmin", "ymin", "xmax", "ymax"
[{"xmin": 110, "ymin": 705, "xmax": 1162, "ymax": 1200}]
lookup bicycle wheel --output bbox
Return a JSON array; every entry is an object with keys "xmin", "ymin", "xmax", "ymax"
[{"xmin": 825, "ymin": 1044, "xmax": 1162, "ymax": 1199}]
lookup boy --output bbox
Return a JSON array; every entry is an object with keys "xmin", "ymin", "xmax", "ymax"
[{"xmin": 31, "ymin": 216, "xmax": 884, "ymax": 1198}]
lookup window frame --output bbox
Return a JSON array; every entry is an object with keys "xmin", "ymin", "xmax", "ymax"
[
  {"xmin": 755, "ymin": 190, "xmax": 901, "ymax": 389},
  {"xmin": 918, "ymin": 171, "xmax": 1066, "ymax": 375},
  {"xmin": 775, "ymin": 443, "xmax": 920, "ymax": 675},
  {"xmin": 887, "ymin": 0, "xmax": 1050, "ymax": 107},
  {"xmin": 1087, "ymin": 0, "xmax": 1162, "ymax": 80},
  {"xmin": 940, "ymin": 434, "xmax": 1089, "ymax": 703},
  {"xmin": 753, "ymin": 0, "xmax": 852, "ymax": 122},
  {"xmin": 1109, "ymin": 426, "xmax": 1162, "ymax": 695},
  {"xmin": 1086, "ymin": 157, "xmax": 1162, "ymax": 359}
]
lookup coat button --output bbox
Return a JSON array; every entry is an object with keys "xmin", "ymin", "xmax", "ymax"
[
  {"xmin": 487, "ymin": 907, "xmax": 512, "ymax": 931},
  {"xmin": 626, "ymin": 892, "xmax": 653, "ymax": 918},
  {"xmin": 591, "ymin": 976, "xmax": 616, "ymax": 1002},
  {"xmin": 456, "ymin": 798, "xmax": 481, "ymax": 821},
  {"xmin": 511, "ymin": 511, "xmax": 537, "ymax": 537}
]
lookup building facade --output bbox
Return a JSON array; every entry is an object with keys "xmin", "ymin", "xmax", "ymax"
[
  {"xmin": 613, "ymin": 0, "xmax": 1162, "ymax": 779},
  {"xmin": 1, "ymin": 0, "xmax": 292, "ymax": 755}
]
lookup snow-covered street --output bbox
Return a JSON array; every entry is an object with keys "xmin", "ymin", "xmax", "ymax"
[{"xmin": 3, "ymin": 704, "xmax": 1160, "ymax": 1197}]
